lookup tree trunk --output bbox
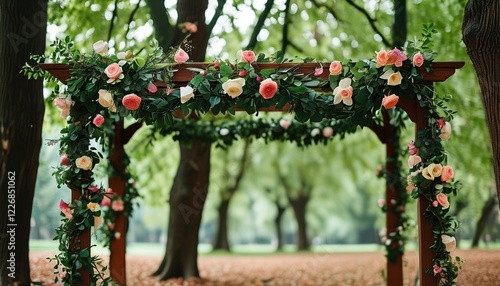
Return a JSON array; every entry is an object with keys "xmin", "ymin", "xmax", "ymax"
[
  {"xmin": 392, "ymin": 0, "xmax": 407, "ymax": 48},
  {"xmin": 213, "ymin": 199, "xmax": 231, "ymax": 251},
  {"xmin": 463, "ymin": 0, "xmax": 500, "ymax": 205},
  {"xmin": 154, "ymin": 140, "xmax": 211, "ymax": 280},
  {"xmin": 471, "ymin": 194, "xmax": 498, "ymax": 248},
  {"xmin": 289, "ymin": 195, "xmax": 310, "ymax": 250},
  {"xmin": 0, "ymin": 0, "xmax": 46, "ymax": 285},
  {"xmin": 274, "ymin": 202, "xmax": 286, "ymax": 251}
]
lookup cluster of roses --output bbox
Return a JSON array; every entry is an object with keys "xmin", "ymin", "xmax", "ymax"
[
  {"xmin": 278, "ymin": 118, "xmax": 334, "ymax": 138},
  {"xmin": 179, "ymin": 50, "xmax": 279, "ymax": 104},
  {"xmin": 406, "ymin": 118, "xmax": 457, "ymax": 279}
]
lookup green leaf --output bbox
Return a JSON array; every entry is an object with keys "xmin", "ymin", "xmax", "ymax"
[
  {"xmin": 209, "ymin": 96, "xmax": 221, "ymax": 108},
  {"xmin": 220, "ymin": 65, "xmax": 232, "ymax": 78}
]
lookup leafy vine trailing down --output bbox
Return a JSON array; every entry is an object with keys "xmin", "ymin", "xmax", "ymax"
[{"xmin": 23, "ymin": 24, "xmax": 461, "ymax": 285}]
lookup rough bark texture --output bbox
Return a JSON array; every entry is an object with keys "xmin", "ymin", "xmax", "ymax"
[
  {"xmin": 289, "ymin": 194, "xmax": 310, "ymax": 251},
  {"xmin": 471, "ymin": 194, "xmax": 498, "ymax": 247},
  {"xmin": 0, "ymin": 0, "xmax": 47, "ymax": 285},
  {"xmin": 155, "ymin": 141, "xmax": 211, "ymax": 280},
  {"xmin": 462, "ymin": 0, "xmax": 500, "ymax": 205}
]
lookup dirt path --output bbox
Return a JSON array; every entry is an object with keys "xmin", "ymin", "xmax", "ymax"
[{"xmin": 30, "ymin": 249, "xmax": 500, "ymax": 285}]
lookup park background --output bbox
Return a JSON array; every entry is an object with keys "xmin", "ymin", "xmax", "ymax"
[{"xmin": 5, "ymin": 0, "xmax": 500, "ymax": 285}]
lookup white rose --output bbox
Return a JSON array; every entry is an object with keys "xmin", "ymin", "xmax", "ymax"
[
  {"xmin": 219, "ymin": 128, "xmax": 230, "ymax": 136},
  {"xmin": 98, "ymin": 89, "xmax": 114, "ymax": 108},
  {"xmin": 180, "ymin": 86, "xmax": 195, "ymax": 103},
  {"xmin": 407, "ymin": 155, "xmax": 422, "ymax": 168},
  {"xmin": 92, "ymin": 40, "xmax": 108, "ymax": 54},
  {"xmin": 75, "ymin": 155, "xmax": 93, "ymax": 170},
  {"xmin": 310, "ymin": 128, "xmax": 320, "ymax": 137},
  {"xmin": 441, "ymin": 234, "xmax": 456, "ymax": 252},
  {"xmin": 222, "ymin": 78, "xmax": 245, "ymax": 98},
  {"xmin": 117, "ymin": 51, "xmax": 127, "ymax": 60}
]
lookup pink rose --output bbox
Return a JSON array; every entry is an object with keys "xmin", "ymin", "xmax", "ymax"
[
  {"xmin": 93, "ymin": 114, "xmax": 104, "ymax": 127},
  {"xmin": 213, "ymin": 61, "xmax": 220, "ymax": 69},
  {"xmin": 53, "ymin": 95, "xmax": 73, "ymax": 118},
  {"xmin": 322, "ymin": 127, "xmax": 334, "ymax": 138},
  {"xmin": 382, "ymin": 94, "xmax": 399, "ymax": 109},
  {"xmin": 439, "ymin": 122, "xmax": 452, "ymax": 140},
  {"xmin": 240, "ymin": 50, "xmax": 256, "ymax": 63},
  {"xmin": 101, "ymin": 189, "xmax": 114, "ymax": 207},
  {"xmin": 112, "ymin": 199, "xmax": 125, "ymax": 212},
  {"xmin": 436, "ymin": 193, "xmax": 450, "ymax": 209},
  {"xmin": 329, "ymin": 61, "xmax": 342, "ymax": 75},
  {"xmin": 174, "ymin": 48, "xmax": 189, "ymax": 63},
  {"xmin": 104, "ymin": 63, "xmax": 123, "ymax": 80},
  {"xmin": 407, "ymin": 155, "xmax": 422, "ymax": 168},
  {"xmin": 432, "ymin": 200, "xmax": 439, "ymax": 207},
  {"xmin": 259, "ymin": 78, "xmax": 278, "ymax": 99},
  {"xmin": 314, "ymin": 67, "xmax": 323, "ymax": 77},
  {"xmin": 441, "ymin": 166, "xmax": 454, "ymax": 183},
  {"xmin": 60, "ymin": 270, "xmax": 67, "ymax": 279},
  {"xmin": 256, "ymin": 76, "xmax": 263, "ymax": 82},
  {"xmin": 433, "ymin": 264, "xmax": 442, "ymax": 275},
  {"xmin": 408, "ymin": 141, "xmax": 417, "ymax": 155},
  {"xmin": 413, "ymin": 52, "xmax": 424, "ymax": 67},
  {"xmin": 59, "ymin": 200, "xmax": 73, "ymax": 219},
  {"xmin": 122, "ymin": 93, "xmax": 142, "ymax": 110},
  {"xmin": 147, "ymin": 83, "xmax": 158, "ymax": 93},
  {"xmin": 88, "ymin": 185, "xmax": 99, "ymax": 193},
  {"xmin": 391, "ymin": 48, "xmax": 407, "ymax": 67},
  {"xmin": 406, "ymin": 185, "xmax": 414, "ymax": 192}
]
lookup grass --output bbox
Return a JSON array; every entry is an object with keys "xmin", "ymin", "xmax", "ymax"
[{"xmin": 29, "ymin": 239, "xmax": 500, "ymax": 257}]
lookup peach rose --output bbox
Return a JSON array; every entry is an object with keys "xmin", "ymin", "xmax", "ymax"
[
  {"xmin": 323, "ymin": 127, "xmax": 334, "ymax": 138},
  {"xmin": 222, "ymin": 78, "xmax": 246, "ymax": 98},
  {"xmin": 104, "ymin": 63, "xmax": 123, "ymax": 80},
  {"xmin": 240, "ymin": 50, "xmax": 256, "ymax": 63},
  {"xmin": 180, "ymin": 86, "xmax": 194, "ymax": 103},
  {"xmin": 413, "ymin": 52, "xmax": 424, "ymax": 67},
  {"xmin": 436, "ymin": 193, "xmax": 450, "ymax": 209},
  {"xmin": 333, "ymin": 78, "xmax": 354, "ymax": 106},
  {"xmin": 93, "ymin": 40, "xmax": 108, "ymax": 54},
  {"xmin": 93, "ymin": 114, "xmax": 104, "ymax": 127},
  {"xmin": 441, "ymin": 166, "xmax": 454, "ymax": 183},
  {"xmin": 75, "ymin": 155, "xmax": 93, "ymax": 170},
  {"xmin": 122, "ymin": 93, "xmax": 142, "ymax": 110},
  {"xmin": 382, "ymin": 94, "xmax": 399, "ymax": 109},
  {"xmin": 174, "ymin": 48, "xmax": 189, "ymax": 63},
  {"xmin": 279, "ymin": 119, "xmax": 291, "ymax": 130},
  {"xmin": 87, "ymin": 202, "xmax": 100, "ymax": 212},
  {"xmin": 376, "ymin": 50, "xmax": 389, "ymax": 68},
  {"xmin": 329, "ymin": 61, "xmax": 342, "ymax": 75},
  {"xmin": 184, "ymin": 22, "xmax": 198, "ymax": 33},
  {"xmin": 439, "ymin": 122, "xmax": 452, "ymax": 140},
  {"xmin": 441, "ymin": 234, "xmax": 456, "ymax": 252},
  {"xmin": 259, "ymin": 78, "xmax": 278, "ymax": 99},
  {"xmin": 112, "ymin": 199, "xmax": 125, "ymax": 212}
]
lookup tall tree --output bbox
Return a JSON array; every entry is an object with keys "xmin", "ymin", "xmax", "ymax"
[
  {"xmin": 212, "ymin": 140, "xmax": 250, "ymax": 251},
  {"xmin": 462, "ymin": 0, "xmax": 500, "ymax": 205},
  {"xmin": 0, "ymin": 0, "xmax": 47, "ymax": 284}
]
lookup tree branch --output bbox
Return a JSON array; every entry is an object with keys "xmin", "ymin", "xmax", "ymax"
[
  {"xmin": 344, "ymin": 0, "xmax": 392, "ymax": 47},
  {"xmin": 310, "ymin": 0, "xmax": 341, "ymax": 22},
  {"xmin": 207, "ymin": 0, "xmax": 227, "ymax": 37},
  {"xmin": 227, "ymin": 140, "xmax": 250, "ymax": 195},
  {"xmin": 246, "ymin": 0, "xmax": 275, "ymax": 50},
  {"xmin": 281, "ymin": 0, "xmax": 292, "ymax": 53},
  {"xmin": 145, "ymin": 0, "xmax": 175, "ymax": 51},
  {"xmin": 107, "ymin": 0, "xmax": 120, "ymax": 41},
  {"xmin": 125, "ymin": 0, "xmax": 143, "ymax": 45}
]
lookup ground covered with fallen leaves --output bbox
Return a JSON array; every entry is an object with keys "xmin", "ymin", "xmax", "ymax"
[{"xmin": 30, "ymin": 249, "xmax": 500, "ymax": 285}]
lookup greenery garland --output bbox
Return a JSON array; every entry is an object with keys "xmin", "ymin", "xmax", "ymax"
[{"xmin": 23, "ymin": 25, "xmax": 461, "ymax": 285}]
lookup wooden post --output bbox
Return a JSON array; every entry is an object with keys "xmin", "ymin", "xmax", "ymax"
[
  {"xmin": 383, "ymin": 111, "xmax": 404, "ymax": 286},
  {"xmin": 71, "ymin": 189, "xmax": 91, "ymax": 285},
  {"xmin": 109, "ymin": 120, "xmax": 127, "ymax": 285}
]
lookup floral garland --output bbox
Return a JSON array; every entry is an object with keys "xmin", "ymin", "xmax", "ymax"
[{"xmin": 23, "ymin": 25, "xmax": 461, "ymax": 285}]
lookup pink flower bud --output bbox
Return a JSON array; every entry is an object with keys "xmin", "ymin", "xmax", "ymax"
[
  {"xmin": 239, "ymin": 70, "xmax": 247, "ymax": 77},
  {"xmin": 432, "ymin": 200, "xmax": 439, "ymax": 207}
]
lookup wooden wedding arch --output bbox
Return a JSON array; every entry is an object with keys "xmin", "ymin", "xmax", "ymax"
[{"xmin": 41, "ymin": 61, "xmax": 463, "ymax": 286}]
